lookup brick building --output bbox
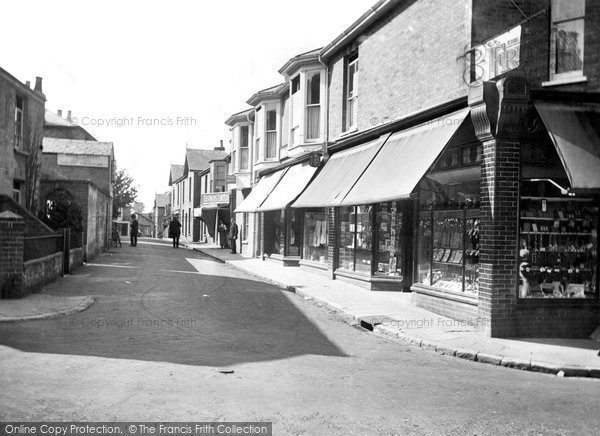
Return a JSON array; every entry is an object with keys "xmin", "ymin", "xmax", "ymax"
[
  {"xmin": 0, "ymin": 67, "xmax": 45, "ymax": 212},
  {"xmin": 230, "ymin": 0, "xmax": 600, "ymax": 337},
  {"xmin": 40, "ymin": 135, "xmax": 115, "ymax": 261}
]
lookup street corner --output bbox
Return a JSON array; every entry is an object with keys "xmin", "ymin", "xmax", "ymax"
[{"xmin": 0, "ymin": 295, "xmax": 95, "ymax": 323}]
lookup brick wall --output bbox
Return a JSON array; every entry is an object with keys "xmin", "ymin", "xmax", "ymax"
[
  {"xmin": 327, "ymin": 0, "xmax": 471, "ymax": 139},
  {"xmin": 472, "ymin": 0, "xmax": 600, "ymax": 91},
  {"xmin": 326, "ymin": 207, "xmax": 338, "ymax": 278},
  {"xmin": 0, "ymin": 212, "xmax": 24, "ymax": 298},
  {"xmin": 412, "ymin": 291, "xmax": 479, "ymax": 324},
  {"xmin": 22, "ymin": 252, "xmax": 63, "ymax": 293}
]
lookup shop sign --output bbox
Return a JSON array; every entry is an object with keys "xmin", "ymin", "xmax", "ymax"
[
  {"xmin": 201, "ymin": 192, "xmax": 229, "ymax": 206},
  {"xmin": 471, "ymin": 25, "xmax": 521, "ymax": 83},
  {"xmin": 57, "ymin": 153, "xmax": 109, "ymax": 168}
]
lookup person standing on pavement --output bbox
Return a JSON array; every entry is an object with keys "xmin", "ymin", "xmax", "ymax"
[
  {"xmin": 228, "ymin": 218, "xmax": 239, "ymax": 254},
  {"xmin": 218, "ymin": 220, "xmax": 228, "ymax": 249},
  {"xmin": 130, "ymin": 214, "xmax": 139, "ymax": 247},
  {"xmin": 169, "ymin": 216, "xmax": 181, "ymax": 248}
]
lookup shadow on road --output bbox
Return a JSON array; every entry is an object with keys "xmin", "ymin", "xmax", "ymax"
[{"xmin": 0, "ymin": 242, "xmax": 347, "ymax": 367}]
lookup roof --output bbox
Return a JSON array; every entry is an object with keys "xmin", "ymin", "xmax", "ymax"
[
  {"xmin": 278, "ymin": 47, "xmax": 323, "ymax": 77},
  {"xmin": 169, "ymin": 164, "xmax": 184, "ymax": 185},
  {"xmin": 185, "ymin": 148, "xmax": 228, "ymax": 172},
  {"xmin": 44, "ymin": 110, "xmax": 77, "ymax": 127},
  {"xmin": 42, "ymin": 137, "xmax": 114, "ymax": 156},
  {"xmin": 225, "ymin": 108, "xmax": 254, "ymax": 126},
  {"xmin": 246, "ymin": 82, "xmax": 289, "ymax": 106},
  {"xmin": 154, "ymin": 192, "xmax": 170, "ymax": 208},
  {"xmin": 321, "ymin": 0, "xmax": 401, "ymax": 59}
]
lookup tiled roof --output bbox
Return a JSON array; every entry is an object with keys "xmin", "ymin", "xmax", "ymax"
[
  {"xmin": 155, "ymin": 192, "xmax": 170, "ymax": 208},
  {"xmin": 42, "ymin": 137, "xmax": 114, "ymax": 156},
  {"xmin": 185, "ymin": 148, "xmax": 228, "ymax": 171},
  {"xmin": 169, "ymin": 164, "xmax": 184, "ymax": 185}
]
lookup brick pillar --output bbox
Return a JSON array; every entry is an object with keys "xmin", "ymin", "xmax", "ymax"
[
  {"xmin": 0, "ymin": 211, "xmax": 25, "ymax": 299},
  {"xmin": 327, "ymin": 207, "xmax": 338, "ymax": 279},
  {"xmin": 469, "ymin": 73, "xmax": 529, "ymax": 337}
]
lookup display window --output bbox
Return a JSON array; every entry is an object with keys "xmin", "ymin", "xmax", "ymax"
[
  {"xmin": 339, "ymin": 205, "xmax": 373, "ymax": 273},
  {"xmin": 303, "ymin": 209, "xmax": 329, "ymax": 264},
  {"xmin": 374, "ymin": 202, "xmax": 403, "ymax": 277},
  {"xmin": 416, "ymin": 176, "xmax": 480, "ymax": 294},
  {"xmin": 263, "ymin": 210, "xmax": 282, "ymax": 256},
  {"xmin": 518, "ymin": 182, "xmax": 598, "ymax": 299},
  {"xmin": 286, "ymin": 208, "xmax": 302, "ymax": 256}
]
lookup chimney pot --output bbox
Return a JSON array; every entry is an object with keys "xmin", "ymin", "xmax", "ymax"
[
  {"xmin": 25, "ymin": 81, "xmax": 31, "ymax": 88},
  {"xmin": 57, "ymin": 109, "xmax": 63, "ymax": 117},
  {"xmin": 34, "ymin": 76, "xmax": 43, "ymax": 92},
  {"xmin": 67, "ymin": 110, "xmax": 72, "ymax": 121}
]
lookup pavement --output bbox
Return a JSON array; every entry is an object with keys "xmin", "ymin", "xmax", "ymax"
[
  {"xmin": 182, "ymin": 241, "xmax": 600, "ymax": 379},
  {"xmin": 1, "ymin": 237, "xmax": 599, "ymax": 379}
]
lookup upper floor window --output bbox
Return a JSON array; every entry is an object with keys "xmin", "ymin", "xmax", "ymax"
[
  {"xmin": 216, "ymin": 164, "xmax": 225, "ymax": 180},
  {"xmin": 281, "ymin": 94, "xmax": 289, "ymax": 149},
  {"xmin": 550, "ymin": 0, "xmax": 585, "ymax": 80},
  {"xmin": 291, "ymin": 76, "xmax": 301, "ymax": 146},
  {"xmin": 345, "ymin": 56, "xmax": 359, "ymax": 130},
  {"xmin": 14, "ymin": 95, "xmax": 24, "ymax": 149},
  {"xmin": 306, "ymin": 71, "xmax": 320, "ymax": 140},
  {"xmin": 265, "ymin": 109, "xmax": 277, "ymax": 159},
  {"xmin": 240, "ymin": 125, "xmax": 249, "ymax": 170},
  {"xmin": 13, "ymin": 180, "xmax": 21, "ymax": 204},
  {"xmin": 189, "ymin": 177, "xmax": 192, "ymax": 201}
]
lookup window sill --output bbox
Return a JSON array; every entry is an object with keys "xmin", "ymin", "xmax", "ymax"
[
  {"xmin": 411, "ymin": 283, "xmax": 478, "ymax": 304},
  {"xmin": 339, "ymin": 126, "xmax": 358, "ymax": 138},
  {"xmin": 542, "ymin": 76, "xmax": 587, "ymax": 87}
]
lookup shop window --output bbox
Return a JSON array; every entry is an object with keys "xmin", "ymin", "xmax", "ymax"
[
  {"xmin": 374, "ymin": 202, "xmax": 403, "ymax": 277},
  {"xmin": 286, "ymin": 208, "xmax": 302, "ymax": 256},
  {"xmin": 240, "ymin": 126, "xmax": 249, "ymax": 170},
  {"xmin": 550, "ymin": 0, "xmax": 585, "ymax": 81},
  {"xmin": 264, "ymin": 210, "xmax": 282, "ymax": 256},
  {"xmin": 303, "ymin": 209, "xmax": 329, "ymax": 264},
  {"xmin": 416, "ymin": 179, "xmax": 480, "ymax": 294},
  {"xmin": 518, "ymin": 181, "xmax": 598, "ymax": 299},
  {"xmin": 14, "ymin": 95, "xmax": 24, "ymax": 149},
  {"xmin": 339, "ymin": 205, "xmax": 373, "ymax": 274},
  {"xmin": 242, "ymin": 212, "xmax": 249, "ymax": 242}
]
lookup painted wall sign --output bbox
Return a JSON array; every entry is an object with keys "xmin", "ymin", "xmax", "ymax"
[
  {"xmin": 202, "ymin": 192, "xmax": 230, "ymax": 205},
  {"xmin": 57, "ymin": 153, "xmax": 109, "ymax": 168}
]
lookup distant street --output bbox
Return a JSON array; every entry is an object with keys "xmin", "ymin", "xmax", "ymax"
[{"xmin": 1, "ymin": 240, "xmax": 599, "ymax": 435}]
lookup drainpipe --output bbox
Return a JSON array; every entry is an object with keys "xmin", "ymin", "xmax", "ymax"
[{"xmin": 317, "ymin": 52, "xmax": 330, "ymax": 164}]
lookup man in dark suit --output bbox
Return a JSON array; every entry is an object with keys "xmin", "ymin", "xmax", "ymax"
[
  {"xmin": 169, "ymin": 216, "xmax": 182, "ymax": 248},
  {"xmin": 229, "ymin": 218, "xmax": 239, "ymax": 254},
  {"xmin": 130, "ymin": 214, "xmax": 139, "ymax": 247}
]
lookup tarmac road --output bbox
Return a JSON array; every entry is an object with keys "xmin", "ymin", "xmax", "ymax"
[{"xmin": 0, "ymin": 239, "xmax": 599, "ymax": 435}]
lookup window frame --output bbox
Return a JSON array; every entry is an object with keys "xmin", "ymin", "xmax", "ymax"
[
  {"xmin": 14, "ymin": 95, "xmax": 24, "ymax": 149},
  {"xmin": 265, "ymin": 109, "xmax": 277, "ymax": 159},
  {"xmin": 240, "ymin": 125, "xmax": 249, "ymax": 170},
  {"xmin": 345, "ymin": 57, "xmax": 359, "ymax": 131},
  {"xmin": 549, "ymin": 0, "xmax": 586, "ymax": 81},
  {"xmin": 305, "ymin": 70, "xmax": 321, "ymax": 140}
]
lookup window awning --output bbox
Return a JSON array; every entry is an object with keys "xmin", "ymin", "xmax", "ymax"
[
  {"xmin": 234, "ymin": 169, "xmax": 288, "ymax": 213},
  {"xmin": 257, "ymin": 162, "xmax": 318, "ymax": 211},
  {"xmin": 534, "ymin": 102, "xmax": 600, "ymax": 190},
  {"xmin": 291, "ymin": 135, "xmax": 390, "ymax": 208},
  {"xmin": 339, "ymin": 108, "xmax": 470, "ymax": 206}
]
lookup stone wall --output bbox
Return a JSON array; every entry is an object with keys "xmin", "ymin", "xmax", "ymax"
[{"xmin": 22, "ymin": 252, "xmax": 63, "ymax": 294}]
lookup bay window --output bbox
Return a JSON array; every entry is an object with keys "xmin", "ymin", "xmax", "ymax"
[
  {"xmin": 240, "ymin": 125, "xmax": 249, "ymax": 170},
  {"xmin": 265, "ymin": 109, "xmax": 277, "ymax": 159},
  {"xmin": 306, "ymin": 71, "xmax": 320, "ymax": 139}
]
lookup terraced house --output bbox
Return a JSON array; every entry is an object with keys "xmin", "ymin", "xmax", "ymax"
[{"xmin": 227, "ymin": 0, "xmax": 600, "ymax": 338}]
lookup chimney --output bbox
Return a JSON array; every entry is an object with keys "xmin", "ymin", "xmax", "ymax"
[
  {"xmin": 214, "ymin": 140, "xmax": 225, "ymax": 151},
  {"xmin": 57, "ymin": 109, "xmax": 63, "ymax": 117},
  {"xmin": 67, "ymin": 110, "xmax": 72, "ymax": 122},
  {"xmin": 25, "ymin": 81, "xmax": 31, "ymax": 88},
  {"xmin": 34, "ymin": 76, "xmax": 43, "ymax": 93}
]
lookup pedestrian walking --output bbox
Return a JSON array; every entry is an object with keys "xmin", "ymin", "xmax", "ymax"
[
  {"xmin": 169, "ymin": 216, "xmax": 181, "ymax": 248},
  {"xmin": 228, "ymin": 218, "xmax": 239, "ymax": 254},
  {"xmin": 218, "ymin": 220, "xmax": 228, "ymax": 249},
  {"xmin": 130, "ymin": 214, "xmax": 139, "ymax": 247}
]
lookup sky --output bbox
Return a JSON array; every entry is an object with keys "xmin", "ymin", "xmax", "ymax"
[{"xmin": 1, "ymin": 0, "xmax": 375, "ymax": 211}]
